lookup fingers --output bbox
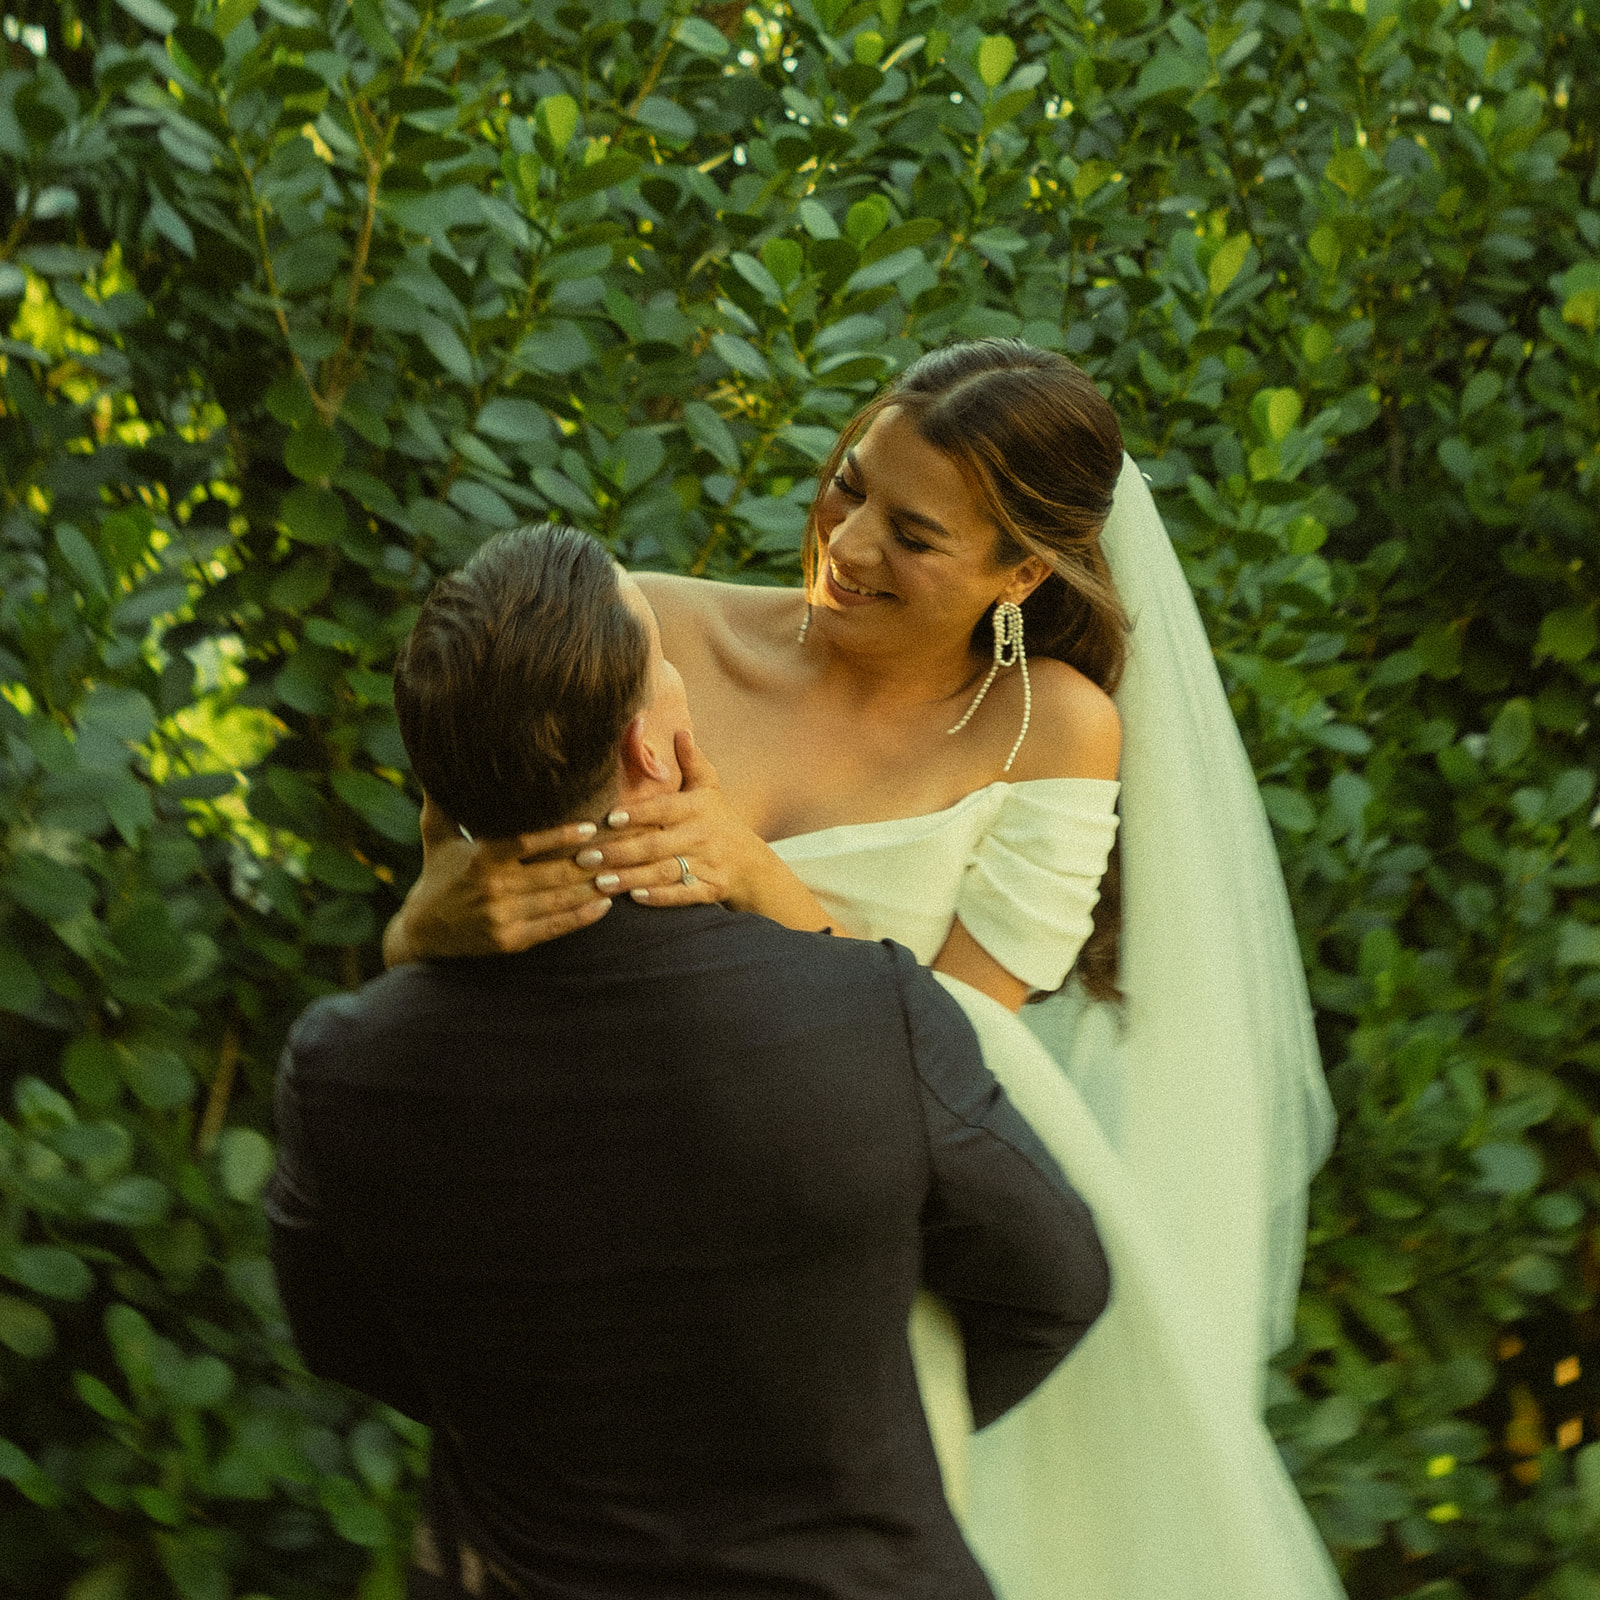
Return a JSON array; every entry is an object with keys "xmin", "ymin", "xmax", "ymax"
[
  {"xmin": 477, "ymin": 847, "xmax": 594, "ymax": 895},
  {"xmin": 675, "ymin": 728, "xmax": 720, "ymax": 790},
  {"xmin": 497, "ymin": 892, "xmax": 613, "ymax": 949},
  {"xmin": 420, "ymin": 793, "xmax": 463, "ymax": 850},
  {"xmin": 576, "ymin": 822, "xmax": 701, "ymax": 875},
  {"xmin": 483, "ymin": 881, "xmax": 614, "ymax": 951},
  {"xmin": 471, "ymin": 819, "xmax": 599, "ymax": 865},
  {"xmin": 626, "ymin": 874, "xmax": 720, "ymax": 908},
  {"xmin": 600, "ymin": 793, "xmax": 693, "ymax": 833},
  {"xmin": 589, "ymin": 846, "xmax": 720, "ymax": 903}
]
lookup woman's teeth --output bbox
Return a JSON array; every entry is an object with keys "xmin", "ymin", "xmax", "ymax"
[{"xmin": 832, "ymin": 565, "xmax": 885, "ymax": 597}]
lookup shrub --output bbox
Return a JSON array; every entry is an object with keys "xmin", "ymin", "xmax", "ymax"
[{"xmin": 0, "ymin": 0, "xmax": 1595, "ymax": 1595}]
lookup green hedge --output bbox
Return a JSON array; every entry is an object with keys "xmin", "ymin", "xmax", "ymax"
[{"xmin": 0, "ymin": 0, "xmax": 1595, "ymax": 1595}]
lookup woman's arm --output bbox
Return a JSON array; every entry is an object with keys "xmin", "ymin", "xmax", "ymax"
[
  {"xmin": 931, "ymin": 918, "xmax": 1033, "ymax": 1013},
  {"xmin": 382, "ymin": 797, "xmax": 613, "ymax": 966},
  {"xmin": 933, "ymin": 662, "xmax": 1124, "ymax": 1012},
  {"xmin": 385, "ymin": 737, "xmax": 855, "ymax": 965},
  {"xmin": 578, "ymin": 732, "xmax": 854, "ymax": 935}
]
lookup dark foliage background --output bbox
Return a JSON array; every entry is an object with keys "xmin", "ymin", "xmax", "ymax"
[{"xmin": 0, "ymin": 0, "xmax": 1595, "ymax": 1595}]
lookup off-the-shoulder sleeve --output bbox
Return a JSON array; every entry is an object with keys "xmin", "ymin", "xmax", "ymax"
[{"xmin": 955, "ymin": 780, "xmax": 1120, "ymax": 992}]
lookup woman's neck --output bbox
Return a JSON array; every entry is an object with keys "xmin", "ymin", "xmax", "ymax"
[{"xmin": 798, "ymin": 624, "xmax": 989, "ymax": 722}]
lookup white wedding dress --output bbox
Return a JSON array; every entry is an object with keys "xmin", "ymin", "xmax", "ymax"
[{"xmin": 770, "ymin": 460, "xmax": 1346, "ymax": 1600}]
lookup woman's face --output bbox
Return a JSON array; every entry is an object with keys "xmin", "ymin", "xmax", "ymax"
[{"xmin": 811, "ymin": 406, "xmax": 1044, "ymax": 655}]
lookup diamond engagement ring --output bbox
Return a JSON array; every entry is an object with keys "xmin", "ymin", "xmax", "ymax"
[{"xmin": 675, "ymin": 855, "xmax": 696, "ymax": 886}]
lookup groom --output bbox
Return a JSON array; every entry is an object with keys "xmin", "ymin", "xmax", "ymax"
[{"xmin": 266, "ymin": 523, "xmax": 1110, "ymax": 1600}]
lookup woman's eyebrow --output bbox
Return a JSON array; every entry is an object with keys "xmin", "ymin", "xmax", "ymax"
[{"xmin": 843, "ymin": 450, "xmax": 953, "ymax": 542}]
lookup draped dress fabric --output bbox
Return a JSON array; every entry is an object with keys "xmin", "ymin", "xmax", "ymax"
[{"xmin": 771, "ymin": 779, "xmax": 1347, "ymax": 1600}]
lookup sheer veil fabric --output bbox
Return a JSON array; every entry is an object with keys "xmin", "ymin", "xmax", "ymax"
[
  {"xmin": 1035, "ymin": 454, "xmax": 1337, "ymax": 1388},
  {"xmin": 960, "ymin": 457, "xmax": 1342, "ymax": 1597}
]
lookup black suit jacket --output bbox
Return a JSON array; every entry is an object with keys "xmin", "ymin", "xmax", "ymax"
[{"xmin": 267, "ymin": 898, "xmax": 1109, "ymax": 1600}]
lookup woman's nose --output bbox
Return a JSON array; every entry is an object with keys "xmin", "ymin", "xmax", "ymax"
[{"xmin": 828, "ymin": 508, "xmax": 886, "ymax": 567}]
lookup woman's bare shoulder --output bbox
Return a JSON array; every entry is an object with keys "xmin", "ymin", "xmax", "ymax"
[
  {"xmin": 1008, "ymin": 657, "xmax": 1122, "ymax": 783},
  {"xmin": 632, "ymin": 572, "xmax": 801, "ymax": 651}
]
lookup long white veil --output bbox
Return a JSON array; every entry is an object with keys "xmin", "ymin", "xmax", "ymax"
[{"xmin": 1029, "ymin": 456, "xmax": 1337, "ymax": 1397}]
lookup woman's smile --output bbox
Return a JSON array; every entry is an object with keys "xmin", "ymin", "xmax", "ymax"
[{"xmin": 823, "ymin": 559, "xmax": 893, "ymax": 604}]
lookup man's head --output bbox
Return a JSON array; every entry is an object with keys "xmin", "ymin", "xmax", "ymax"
[{"xmin": 394, "ymin": 523, "xmax": 690, "ymax": 839}]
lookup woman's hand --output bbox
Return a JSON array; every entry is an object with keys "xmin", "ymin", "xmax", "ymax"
[
  {"xmin": 382, "ymin": 796, "xmax": 612, "ymax": 966},
  {"xmin": 578, "ymin": 731, "xmax": 767, "ymax": 910}
]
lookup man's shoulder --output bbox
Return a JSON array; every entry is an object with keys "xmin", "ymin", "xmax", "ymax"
[
  {"xmin": 706, "ymin": 910, "xmax": 969, "ymax": 1035},
  {"xmin": 284, "ymin": 963, "xmax": 450, "ymax": 1067}
]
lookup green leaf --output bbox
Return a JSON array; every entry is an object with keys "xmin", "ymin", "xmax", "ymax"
[
  {"xmin": 4, "ymin": 1246, "xmax": 94, "ymax": 1301},
  {"xmin": 160, "ymin": 1352, "xmax": 233, "ymax": 1409},
  {"xmin": 542, "ymin": 244, "xmax": 611, "ymax": 283},
  {"xmin": 147, "ymin": 195, "xmax": 195, "ymax": 257},
  {"xmin": 517, "ymin": 321, "xmax": 593, "ymax": 374},
  {"xmin": 674, "ymin": 16, "xmax": 731, "ymax": 56},
  {"xmin": 117, "ymin": 1045, "xmax": 195, "ymax": 1111},
  {"xmin": 798, "ymin": 199, "xmax": 839, "ymax": 240},
  {"xmin": 61, "ymin": 1037, "xmax": 122, "ymax": 1106},
  {"xmin": 1460, "ymin": 371, "xmax": 1502, "ymax": 416},
  {"xmin": 633, "ymin": 96, "xmax": 695, "ymax": 145},
  {"xmin": 320, "ymin": 1475, "xmax": 389, "ymax": 1546},
  {"xmin": 1559, "ymin": 263, "xmax": 1600, "ymax": 334},
  {"xmin": 420, "ymin": 316, "xmax": 477, "ymax": 383},
  {"xmin": 1472, "ymin": 1140, "xmax": 1542, "ymax": 1195},
  {"xmin": 116, "ymin": 0, "xmax": 176, "ymax": 32},
  {"xmin": 1536, "ymin": 605, "xmax": 1597, "ymax": 664},
  {"xmin": 0, "ymin": 936, "xmax": 42, "ymax": 1017},
  {"xmin": 845, "ymin": 196, "xmax": 890, "ymax": 247},
  {"xmin": 1265, "ymin": 389, "xmax": 1303, "ymax": 442},
  {"xmin": 563, "ymin": 152, "xmax": 643, "ymax": 199},
  {"xmin": 0, "ymin": 1437, "xmax": 62, "ymax": 1506},
  {"xmin": 6, "ymin": 853, "xmax": 96, "ymax": 923},
  {"xmin": 1208, "ymin": 234, "xmax": 1250, "ymax": 297},
  {"xmin": 844, "ymin": 246, "xmax": 926, "ymax": 295},
  {"xmin": 304, "ymin": 894, "xmax": 378, "ymax": 945},
  {"xmin": 537, "ymin": 94, "xmax": 579, "ymax": 153},
  {"xmin": 89, "ymin": 1176, "xmax": 172, "ymax": 1227},
  {"xmin": 1325, "ymin": 147, "xmax": 1376, "ymax": 198},
  {"xmin": 731, "ymin": 251, "xmax": 783, "ymax": 304},
  {"xmin": 56, "ymin": 525, "xmax": 109, "ymax": 598},
  {"xmin": 0, "ymin": 1296, "xmax": 54, "ymax": 1359},
  {"xmin": 1487, "ymin": 698, "xmax": 1534, "ymax": 769},
  {"xmin": 1558, "ymin": 922, "xmax": 1600, "ymax": 967},
  {"xmin": 761, "ymin": 237, "xmax": 804, "ymax": 290},
  {"xmin": 74, "ymin": 1371, "xmax": 134, "ymax": 1424},
  {"xmin": 975, "ymin": 34, "xmax": 1017, "ymax": 88},
  {"xmin": 350, "ymin": 0, "xmax": 398, "ymax": 57},
  {"xmin": 1306, "ymin": 225, "xmax": 1340, "ymax": 271},
  {"xmin": 331, "ymin": 770, "xmax": 421, "ymax": 843},
  {"xmin": 683, "ymin": 401, "xmax": 740, "ymax": 471},
  {"xmin": 1134, "ymin": 50, "xmax": 1208, "ymax": 101},
  {"xmin": 285, "ymin": 425, "xmax": 345, "ymax": 484},
  {"xmin": 710, "ymin": 332, "xmax": 770, "ymax": 380},
  {"xmin": 280, "ymin": 486, "xmax": 348, "ymax": 546},
  {"xmin": 1261, "ymin": 786, "xmax": 1316, "ymax": 832}
]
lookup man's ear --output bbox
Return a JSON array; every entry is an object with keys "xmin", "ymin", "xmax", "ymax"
[{"xmin": 618, "ymin": 713, "xmax": 670, "ymax": 786}]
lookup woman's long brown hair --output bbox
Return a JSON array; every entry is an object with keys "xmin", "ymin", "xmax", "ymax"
[{"xmin": 803, "ymin": 339, "xmax": 1130, "ymax": 1002}]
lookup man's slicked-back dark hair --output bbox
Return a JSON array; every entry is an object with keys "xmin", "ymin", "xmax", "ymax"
[{"xmin": 393, "ymin": 523, "xmax": 649, "ymax": 840}]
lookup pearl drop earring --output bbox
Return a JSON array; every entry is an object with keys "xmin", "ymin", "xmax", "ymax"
[{"xmin": 947, "ymin": 599, "xmax": 1031, "ymax": 773}]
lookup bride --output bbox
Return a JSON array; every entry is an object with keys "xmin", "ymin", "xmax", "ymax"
[{"xmin": 383, "ymin": 339, "xmax": 1344, "ymax": 1599}]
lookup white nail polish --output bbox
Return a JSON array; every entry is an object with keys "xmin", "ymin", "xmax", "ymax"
[
  {"xmin": 630, "ymin": 887, "xmax": 650, "ymax": 902},
  {"xmin": 575, "ymin": 821, "xmax": 598, "ymax": 839},
  {"xmin": 576, "ymin": 848, "xmax": 604, "ymax": 868},
  {"xmin": 596, "ymin": 873, "xmax": 620, "ymax": 891},
  {"xmin": 607, "ymin": 810, "xmax": 629, "ymax": 828}
]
